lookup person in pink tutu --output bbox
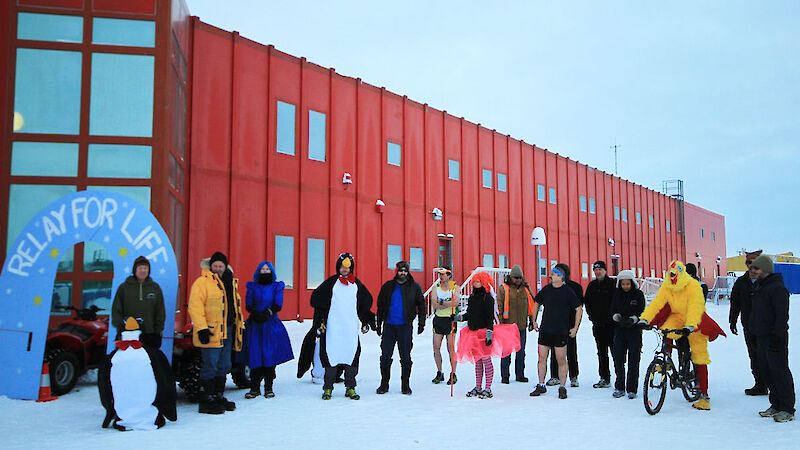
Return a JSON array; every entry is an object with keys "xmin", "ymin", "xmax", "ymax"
[{"xmin": 455, "ymin": 271, "xmax": 521, "ymax": 399}]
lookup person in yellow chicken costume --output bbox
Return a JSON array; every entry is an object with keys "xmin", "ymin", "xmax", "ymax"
[{"xmin": 638, "ymin": 261, "xmax": 725, "ymax": 410}]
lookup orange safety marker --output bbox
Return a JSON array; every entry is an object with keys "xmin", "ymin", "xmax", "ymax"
[{"xmin": 36, "ymin": 362, "xmax": 58, "ymax": 402}]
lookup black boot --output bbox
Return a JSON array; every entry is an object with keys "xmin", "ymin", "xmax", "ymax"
[
  {"xmin": 264, "ymin": 367, "xmax": 276, "ymax": 398},
  {"xmin": 245, "ymin": 368, "xmax": 263, "ymax": 399},
  {"xmin": 745, "ymin": 382, "xmax": 768, "ymax": 396},
  {"xmin": 215, "ymin": 376, "xmax": 236, "ymax": 411},
  {"xmin": 401, "ymin": 363, "xmax": 412, "ymax": 395},
  {"xmin": 376, "ymin": 361, "xmax": 391, "ymax": 394},
  {"xmin": 199, "ymin": 379, "xmax": 225, "ymax": 414}
]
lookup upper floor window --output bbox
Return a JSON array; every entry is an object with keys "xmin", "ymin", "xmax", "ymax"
[
  {"xmin": 92, "ymin": 18, "xmax": 155, "ymax": 48},
  {"xmin": 276, "ymin": 101, "xmax": 296, "ymax": 155},
  {"xmin": 579, "ymin": 195, "xmax": 587, "ymax": 212},
  {"xmin": 589, "ymin": 198, "xmax": 596, "ymax": 214},
  {"xmin": 17, "ymin": 12, "xmax": 83, "ymax": 43},
  {"xmin": 548, "ymin": 187, "xmax": 557, "ymax": 204},
  {"xmin": 636, "ymin": 212, "xmax": 641, "ymax": 225},
  {"xmin": 649, "ymin": 214, "xmax": 654, "ymax": 228},
  {"xmin": 497, "ymin": 173, "xmax": 507, "ymax": 192},
  {"xmin": 448, "ymin": 159, "xmax": 460, "ymax": 180},
  {"xmin": 482, "ymin": 169, "xmax": 493, "ymax": 189},
  {"xmin": 666, "ymin": 219, "xmax": 671, "ymax": 232},
  {"xmin": 387, "ymin": 142, "xmax": 401, "ymax": 166},
  {"xmin": 614, "ymin": 206, "xmax": 620, "ymax": 220},
  {"xmin": 537, "ymin": 184, "xmax": 546, "ymax": 202},
  {"xmin": 622, "ymin": 208, "xmax": 628, "ymax": 222},
  {"xmin": 308, "ymin": 110, "xmax": 326, "ymax": 162}
]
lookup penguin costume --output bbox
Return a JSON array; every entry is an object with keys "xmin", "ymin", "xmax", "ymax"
[{"xmin": 98, "ymin": 317, "xmax": 177, "ymax": 431}]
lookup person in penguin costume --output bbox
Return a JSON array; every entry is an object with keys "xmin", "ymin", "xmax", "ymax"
[
  {"xmin": 305, "ymin": 253, "xmax": 375, "ymax": 400},
  {"xmin": 98, "ymin": 317, "xmax": 177, "ymax": 431}
]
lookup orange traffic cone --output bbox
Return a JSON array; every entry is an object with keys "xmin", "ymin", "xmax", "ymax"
[{"xmin": 36, "ymin": 362, "xmax": 58, "ymax": 402}]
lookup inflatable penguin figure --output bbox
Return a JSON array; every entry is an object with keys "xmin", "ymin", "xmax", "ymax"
[{"xmin": 98, "ymin": 317, "xmax": 177, "ymax": 431}]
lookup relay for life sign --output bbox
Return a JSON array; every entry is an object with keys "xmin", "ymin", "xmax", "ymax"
[{"xmin": 0, "ymin": 191, "xmax": 178, "ymax": 400}]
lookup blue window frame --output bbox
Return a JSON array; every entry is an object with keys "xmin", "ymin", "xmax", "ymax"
[
  {"xmin": 89, "ymin": 53, "xmax": 154, "ymax": 137},
  {"xmin": 276, "ymin": 101, "xmax": 296, "ymax": 155},
  {"xmin": 14, "ymin": 49, "xmax": 82, "ymax": 134}
]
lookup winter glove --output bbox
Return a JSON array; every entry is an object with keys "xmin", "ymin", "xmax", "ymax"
[
  {"xmin": 454, "ymin": 312, "xmax": 466, "ymax": 322},
  {"xmin": 730, "ymin": 322, "xmax": 738, "ymax": 335},
  {"xmin": 626, "ymin": 316, "xmax": 638, "ymax": 327},
  {"xmin": 197, "ymin": 328, "xmax": 211, "ymax": 344},
  {"xmin": 361, "ymin": 324, "xmax": 370, "ymax": 334},
  {"xmin": 485, "ymin": 329, "xmax": 493, "ymax": 346},
  {"xmin": 418, "ymin": 324, "xmax": 424, "ymax": 335},
  {"xmin": 637, "ymin": 318, "xmax": 649, "ymax": 328},
  {"xmin": 612, "ymin": 313, "xmax": 622, "ymax": 322},
  {"xmin": 681, "ymin": 325, "xmax": 695, "ymax": 335},
  {"xmin": 376, "ymin": 322, "xmax": 383, "ymax": 336}
]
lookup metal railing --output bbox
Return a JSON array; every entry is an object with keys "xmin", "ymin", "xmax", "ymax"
[
  {"xmin": 707, "ymin": 275, "xmax": 736, "ymax": 305},
  {"xmin": 424, "ymin": 267, "xmax": 512, "ymax": 318}
]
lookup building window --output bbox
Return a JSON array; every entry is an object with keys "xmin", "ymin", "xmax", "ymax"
[
  {"xmin": 409, "ymin": 247, "xmax": 424, "ymax": 272},
  {"xmin": 87, "ymin": 144, "xmax": 151, "ymax": 178},
  {"xmin": 582, "ymin": 263, "xmax": 589, "ymax": 279},
  {"xmin": 275, "ymin": 235, "xmax": 294, "ymax": 289},
  {"xmin": 387, "ymin": 142, "xmax": 401, "ymax": 166},
  {"xmin": 482, "ymin": 254, "xmax": 494, "ymax": 268},
  {"xmin": 666, "ymin": 219, "xmax": 671, "ymax": 232},
  {"xmin": 539, "ymin": 258, "xmax": 547, "ymax": 277},
  {"xmin": 14, "ymin": 48, "xmax": 82, "ymax": 135},
  {"xmin": 649, "ymin": 214, "xmax": 654, "ymax": 228},
  {"xmin": 589, "ymin": 198, "xmax": 596, "ymax": 214},
  {"xmin": 308, "ymin": 110, "xmax": 326, "ymax": 162},
  {"xmin": 92, "ymin": 18, "xmax": 155, "ymax": 47},
  {"xmin": 276, "ymin": 101, "xmax": 296, "ymax": 155},
  {"xmin": 498, "ymin": 254, "xmax": 508, "ymax": 269},
  {"xmin": 307, "ymin": 238, "xmax": 325, "ymax": 289},
  {"xmin": 52, "ymin": 281, "xmax": 72, "ymax": 314},
  {"xmin": 636, "ymin": 212, "xmax": 641, "ymax": 225},
  {"xmin": 614, "ymin": 206, "xmax": 620, "ymax": 220},
  {"xmin": 482, "ymin": 169, "xmax": 492, "ymax": 188},
  {"xmin": 579, "ymin": 195, "xmax": 587, "ymax": 212},
  {"xmin": 448, "ymin": 159, "xmax": 460, "ymax": 180},
  {"xmin": 83, "ymin": 242, "xmax": 112, "ymax": 272},
  {"xmin": 700, "ymin": 228, "xmax": 704, "ymax": 239},
  {"xmin": 622, "ymin": 208, "xmax": 628, "ymax": 222},
  {"xmin": 7, "ymin": 184, "xmax": 77, "ymax": 248},
  {"xmin": 387, "ymin": 244, "xmax": 402, "ymax": 269},
  {"xmin": 549, "ymin": 187, "xmax": 557, "ymax": 204},
  {"xmin": 651, "ymin": 269, "xmax": 656, "ymax": 278},
  {"xmin": 89, "ymin": 53, "xmax": 155, "ymax": 137},
  {"xmin": 638, "ymin": 268, "xmax": 643, "ymax": 278},
  {"xmin": 712, "ymin": 231, "xmax": 716, "ymax": 242},
  {"xmin": 537, "ymin": 184, "xmax": 546, "ymax": 202},
  {"xmin": 11, "ymin": 142, "xmax": 78, "ymax": 177},
  {"xmin": 497, "ymin": 173, "xmax": 507, "ymax": 192},
  {"xmin": 17, "ymin": 12, "xmax": 83, "ymax": 43},
  {"xmin": 87, "ymin": 186, "xmax": 150, "ymax": 209},
  {"xmin": 82, "ymin": 280, "xmax": 112, "ymax": 311}
]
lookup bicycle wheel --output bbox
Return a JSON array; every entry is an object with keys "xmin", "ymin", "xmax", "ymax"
[
  {"xmin": 643, "ymin": 358, "xmax": 669, "ymax": 415},
  {"xmin": 680, "ymin": 363, "xmax": 702, "ymax": 402}
]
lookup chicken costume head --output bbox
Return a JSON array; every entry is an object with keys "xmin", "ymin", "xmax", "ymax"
[{"xmin": 666, "ymin": 260, "xmax": 691, "ymax": 291}]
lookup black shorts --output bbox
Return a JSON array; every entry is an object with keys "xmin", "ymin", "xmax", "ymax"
[
  {"xmin": 538, "ymin": 332, "xmax": 568, "ymax": 348},
  {"xmin": 433, "ymin": 316, "xmax": 454, "ymax": 335}
]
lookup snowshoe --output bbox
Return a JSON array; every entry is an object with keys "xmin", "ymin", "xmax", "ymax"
[
  {"xmin": 447, "ymin": 373, "xmax": 457, "ymax": 385},
  {"xmin": 432, "ymin": 371, "xmax": 445, "ymax": 384},
  {"xmin": 466, "ymin": 387, "xmax": 482, "ymax": 397},
  {"xmin": 345, "ymin": 388, "xmax": 360, "ymax": 400},
  {"xmin": 322, "ymin": 389, "xmax": 332, "ymax": 400}
]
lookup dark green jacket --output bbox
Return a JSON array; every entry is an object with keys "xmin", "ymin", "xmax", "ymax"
[{"xmin": 111, "ymin": 276, "xmax": 166, "ymax": 335}]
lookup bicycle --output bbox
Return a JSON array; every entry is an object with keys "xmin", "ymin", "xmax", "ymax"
[{"xmin": 642, "ymin": 327, "xmax": 701, "ymax": 415}]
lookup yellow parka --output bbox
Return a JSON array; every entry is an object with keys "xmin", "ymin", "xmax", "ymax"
[{"xmin": 188, "ymin": 259, "xmax": 244, "ymax": 351}]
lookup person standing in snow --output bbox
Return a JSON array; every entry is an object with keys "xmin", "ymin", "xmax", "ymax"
[
  {"xmin": 685, "ymin": 263, "xmax": 709, "ymax": 300},
  {"xmin": 242, "ymin": 261, "xmax": 294, "ymax": 399},
  {"xmin": 111, "ymin": 256, "xmax": 165, "ymax": 349},
  {"xmin": 748, "ymin": 255, "xmax": 795, "ymax": 423},
  {"xmin": 582, "ymin": 260, "xmax": 616, "ymax": 389},
  {"xmin": 545, "ymin": 263, "xmax": 583, "ymax": 387},
  {"xmin": 455, "ymin": 271, "xmax": 520, "ymax": 399},
  {"xmin": 497, "ymin": 265, "xmax": 536, "ymax": 384},
  {"xmin": 729, "ymin": 250, "xmax": 767, "ymax": 395},
  {"xmin": 609, "ymin": 270, "xmax": 645, "ymax": 399},
  {"xmin": 430, "ymin": 267, "xmax": 459, "ymax": 386},
  {"xmin": 530, "ymin": 266, "xmax": 583, "ymax": 399},
  {"xmin": 310, "ymin": 253, "xmax": 375, "ymax": 400}
]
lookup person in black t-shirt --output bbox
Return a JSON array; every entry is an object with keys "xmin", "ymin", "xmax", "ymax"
[{"xmin": 529, "ymin": 267, "xmax": 583, "ymax": 399}]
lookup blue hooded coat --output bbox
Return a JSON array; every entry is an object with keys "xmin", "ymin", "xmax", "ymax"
[{"xmin": 242, "ymin": 261, "xmax": 294, "ymax": 368}]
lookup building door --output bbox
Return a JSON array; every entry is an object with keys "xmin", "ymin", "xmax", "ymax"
[
  {"xmin": 438, "ymin": 238, "xmax": 453, "ymax": 269},
  {"xmin": 610, "ymin": 255, "xmax": 620, "ymax": 276}
]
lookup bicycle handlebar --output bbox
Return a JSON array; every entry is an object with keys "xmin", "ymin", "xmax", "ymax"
[{"xmin": 651, "ymin": 327, "xmax": 691, "ymax": 337}]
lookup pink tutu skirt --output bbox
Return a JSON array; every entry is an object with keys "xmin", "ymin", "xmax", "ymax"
[{"xmin": 455, "ymin": 324, "xmax": 521, "ymax": 364}]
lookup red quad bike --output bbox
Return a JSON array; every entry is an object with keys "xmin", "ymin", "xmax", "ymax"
[{"xmin": 44, "ymin": 305, "xmax": 109, "ymax": 395}]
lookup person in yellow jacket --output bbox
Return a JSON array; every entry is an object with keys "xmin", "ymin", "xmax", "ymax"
[
  {"xmin": 638, "ymin": 260, "xmax": 725, "ymax": 411},
  {"xmin": 188, "ymin": 252, "xmax": 245, "ymax": 415}
]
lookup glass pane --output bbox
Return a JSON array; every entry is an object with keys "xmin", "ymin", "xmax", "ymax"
[
  {"xmin": 409, "ymin": 247, "xmax": 423, "ymax": 272},
  {"xmin": 18, "ymin": 12, "xmax": 83, "ymax": 43},
  {"xmin": 497, "ymin": 173, "xmax": 507, "ymax": 192},
  {"xmin": 51, "ymin": 281, "xmax": 72, "ymax": 315},
  {"xmin": 57, "ymin": 246, "xmax": 75, "ymax": 272},
  {"xmin": 387, "ymin": 244, "xmax": 402, "ymax": 269},
  {"xmin": 614, "ymin": 206, "xmax": 620, "ymax": 220},
  {"xmin": 482, "ymin": 169, "xmax": 492, "ymax": 188},
  {"xmin": 582, "ymin": 263, "xmax": 589, "ymax": 279},
  {"xmin": 667, "ymin": 220, "xmax": 671, "ymax": 231},
  {"xmin": 7, "ymin": 184, "xmax": 76, "ymax": 249},
  {"xmin": 90, "ymin": 53, "xmax": 154, "ymax": 137},
  {"xmin": 275, "ymin": 235, "xmax": 294, "ymax": 289},
  {"xmin": 482, "ymin": 254, "xmax": 493, "ymax": 268},
  {"xmin": 11, "ymin": 142, "xmax": 78, "ymax": 176},
  {"xmin": 549, "ymin": 188, "xmax": 557, "ymax": 204},
  {"xmin": 579, "ymin": 195, "xmax": 587, "ymax": 212},
  {"xmin": 92, "ymin": 18, "xmax": 155, "ymax": 47},
  {"xmin": 83, "ymin": 242, "xmax": 113, "ymax": 272},
  {"xmin": 498, "ymin": 254, "xmax": 508, "ymax": 269},
  {"xmin": 387, "ymin": 142, "xmax": 401, "ymax": 166},
  {"xmin": 308, "ymin": 110, "xmax": 326, "ymax": 162},
  {"xmin": 448, "ymin": 159, "xmax": 459, "ymax": 180},
  {"xmin": 537, "ymin": 185, "xmax": 545, "ymax": 201},
  {"xmin": 14, "ymin": 49, "xmax": 81, "ymax": 134},
  {"xmin": 87, "ymin": 186, "xmax": 150, "ymax": 209},
  {"xmin": 589, "ymin": 198, "xmax": 596, "ymax": 214},
  {"xmin": 82, "ymin": 280, "xmax": 112, "ymax": 311},
  {"xmin": 87, "ymin": 144, "xmax": 152, "ymax": 178},
  {"xmin": 276, "ymin": 101, "xmax": 296, "ymax": 155},
  {"xmin": 307, "ymin": 238, "xmax": 325, "ymax": 289},
  {"xmin": 622, "ymin": 208, "xmax": 627, "ymax": 222},
  {"xmin": 636, "ymin": 212, "xmax": 641, "ymax": 224}
]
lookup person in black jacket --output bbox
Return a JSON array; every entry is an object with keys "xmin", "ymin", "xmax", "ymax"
[
  {"xmin": 583, "ymin": 260, "xmax": 617, "ymax": 389},
  {"xmin": 376, "ymin": 261, "xmax": 425, "ymax": 395},
  {"xmin": 729, "ymin": 250, "xmax": 767, "ymax": 395},
  {"xmin": 546, "ymin": 263, "xmax": 583, "ymax": 387},
  {"xmin": 686, "ymin": 263, "xmax": 709, "ymax": 300},
  {"xmin": 749, "ymin": 255, "xmax": 795, "ymax": 423},
  {"xmin": 610, "ymin": 270, "xmax": 645, "ymax": 399}
]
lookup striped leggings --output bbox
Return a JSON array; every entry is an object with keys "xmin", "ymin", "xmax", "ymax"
[{"xmin": 475, "ymin": 357, "xmax": 494, "ymax": 390}]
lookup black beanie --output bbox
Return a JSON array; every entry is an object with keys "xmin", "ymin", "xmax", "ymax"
[
  {"xmin": 592, "ymin": 260, "xmax": 607, "ymax": 271},
  {"xmin": 396, "ymin": 260, "xmax": 410, "ymax": 272},
  {"xmin": 132, "ymin": 255, "xmax": 150, "ymax": 276},
  {"xmin": 209, "ymin": 251, "xmax": 228, "ymax": 268}
]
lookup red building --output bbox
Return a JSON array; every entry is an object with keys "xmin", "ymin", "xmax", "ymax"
[{"xmin": 0, "ymin": 0, "xmax": 726, "ymax": 326}]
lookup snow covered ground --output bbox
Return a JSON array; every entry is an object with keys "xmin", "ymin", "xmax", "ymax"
[{"xmin": 2, "ymin": 296, "xmax": 799, "ymax": 449}]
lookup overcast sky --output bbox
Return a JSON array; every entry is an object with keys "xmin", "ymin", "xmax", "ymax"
[{"xmin": 186, "ymin": 0, "xmax": 799, "ymax": 257}]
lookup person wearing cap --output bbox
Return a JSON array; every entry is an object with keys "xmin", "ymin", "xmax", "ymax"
[
  {"xmin": 111, "ymin": 256, "xmax": 165, "ymax": 349},
  {"xmin": 376, "ymin": 260, "xmax": 425, "ymax": 395},
  {"xmin": 610, "ymin": 270, "xmax": 645, "ymax": 399},
  {"xmin": 529, "ymin": 266, "xmax": 583, "ymax": 399},
  {"xmin": 545, "ymin": 263, "xmax": 583, "ymax": 388},
  {"xmin": 583, "ymin": 260, "xmax": 616, "ymax": 389},
  {"xmin": 729, "ymin": 250, "xmax": 767, "ymax": 395},
  {"xmin": 685, "ymin": 263, "xmax": 709, "ymax": 300},
  {"xmin": 188, "ymin": 251, "xmax": 245, "ymax": 414},
  {"xmin": 497, "ymin": 264, "xmax": 536, "ymax": 384},
  {"xmin": 430, "ymin": 267, "xmax": 458, "ymax": 386},
  {"xmin": 310, "ymin": 253, "xmax": 375, "ymax": 400},
  {"xmin": 748, "ymin": 254, "xmax": 795, "ymax": 422}
]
